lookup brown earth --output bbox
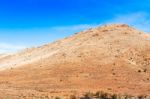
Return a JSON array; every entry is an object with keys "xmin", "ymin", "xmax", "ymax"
[{"xmin": 0, "ymin": 24, "xmax": 150, "ymax": 98}]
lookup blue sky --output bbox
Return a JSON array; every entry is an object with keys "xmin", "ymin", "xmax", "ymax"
[{"xmin": 0, "ymin": 0, "xmax": 150, "ymax": 53}]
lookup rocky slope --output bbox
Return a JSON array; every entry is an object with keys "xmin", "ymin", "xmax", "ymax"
[{"xmin": 0, "ymin": 24, "xmax": 150, "ymax": 98}]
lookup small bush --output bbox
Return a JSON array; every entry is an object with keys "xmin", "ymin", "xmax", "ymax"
[
  {"xmin": 92, "ymin": 33, "xmax": 99, "ymax": 37},
  {"xmin": 84, "ymin": 92, "xmax": 94, "ymax": 99},
  {"xmin": 138, "ymin": 70, "xmax": 141, "ymax": 73},
  {"xmin": 69, "ymin": 95, "xmax": 77, "ymax": 99},
  {"xmin": 55, "ymin": 96, "xmax": 61, "ymax": 99},
  {"xmin": 112, "ymin": 94, "xmax": 117, "ymax": 99}
]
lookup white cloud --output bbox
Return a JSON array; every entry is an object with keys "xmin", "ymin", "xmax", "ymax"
[
  {"xmin": 0, "ymin": 43, "xmax": 26, "ymax": 54},
  {"xmin": 104, "ymin": 12, "xmax": 150, "ymax": 32}
]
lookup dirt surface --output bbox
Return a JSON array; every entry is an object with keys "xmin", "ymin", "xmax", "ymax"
[{"xmin": 0, "ymin": 24, "xmax": 150, "ymax": 98}]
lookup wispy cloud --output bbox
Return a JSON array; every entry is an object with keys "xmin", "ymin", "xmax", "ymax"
[
  {"xmin": 104, "ymin": 12, "xmax": 150, "ymax": 32},
  {"xmin": 37, "ymin": 24, "xmax": 98, "ymax": 36},
  {"xmin": 51, "ymin": 24, "xmax": 97, "ymax": 31},
  {"xmin": 0, "ymin": 43, "xmax": 26, "ymax": 53},
  {"xmin": 0, "ymin": 24, "xmax": 97, "ymax": 53}
]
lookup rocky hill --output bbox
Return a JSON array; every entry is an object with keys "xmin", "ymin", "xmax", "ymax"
[{"xmin": 0, "ymin": 24, "xmax": 150, "ymax": 98}]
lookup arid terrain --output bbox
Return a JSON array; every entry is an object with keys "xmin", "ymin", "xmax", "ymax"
[{"xmin": 0, "ymin": 24, "xmax": 150, "ymax": 98}]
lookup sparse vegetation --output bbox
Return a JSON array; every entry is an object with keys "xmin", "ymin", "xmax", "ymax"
[{"xmin": 62, "ymin": 91, "xmax": 150, "ymax": 99}]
